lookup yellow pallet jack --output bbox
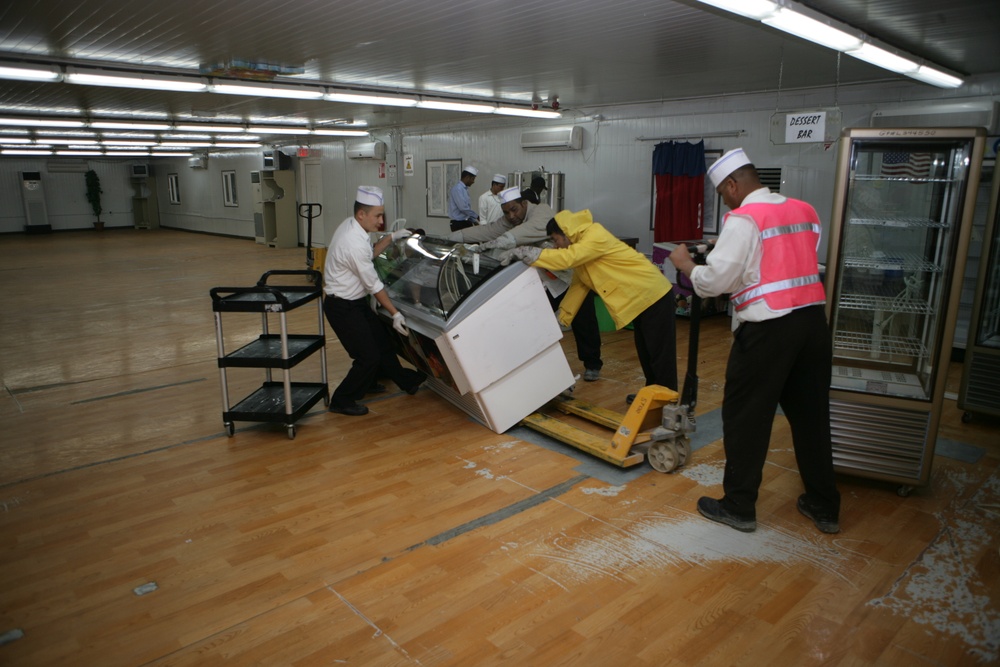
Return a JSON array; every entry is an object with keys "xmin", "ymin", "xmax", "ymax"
[{"xmin": 521, "ymin": 242, "xmax": 710, "ymax": 473}]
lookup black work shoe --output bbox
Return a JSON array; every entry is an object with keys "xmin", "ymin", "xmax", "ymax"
[
  {"xmin": 583, "ymin": 368, "xmax": 600, "ymax": 382},
  {"xmin": 797, "ymin": 495, "xmax": 840, "ymax": 534},
  {"xmin": 625, "ymin": 393, "xmax": 636, "ymax": 405},
  {"xmin": 366, "ymin": 383, "xmax": 387, "ymax": 395},
  {"xmin": 329, "ymin": 403, "xmax": 369, "ymax": 416},
  {"xmin": 404, "ymin": 371, "xmax": 427, "ymax": 395},
  {"xmin": 697, "ymin": 496, "xmax": 756, "ymax": 533}
]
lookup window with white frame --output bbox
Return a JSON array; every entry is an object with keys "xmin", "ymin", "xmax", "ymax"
[
  {"xmin": 222, "ymin": 170, "xmax": 238, "ymax": 207},
  {"xmin": 167, "ymin": 173, "xmax": 180, "ymax": 204}
]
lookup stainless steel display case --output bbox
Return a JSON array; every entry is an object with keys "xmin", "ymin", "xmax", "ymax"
[
  {"xmin": 374, "ymin": 235, "xmax": 575, "ymax": 432},
  {"xmin": 959, "ymin": 159, "xmax": 1000, "ymax": 420},
  {"xmin": 825, "ymin": 127, "xmax": 986, "ymax": 494}
]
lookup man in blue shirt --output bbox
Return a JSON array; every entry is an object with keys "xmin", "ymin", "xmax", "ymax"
[{"xmin": 448, "ymin": 166, "xmax": 479, "ymax": 231}]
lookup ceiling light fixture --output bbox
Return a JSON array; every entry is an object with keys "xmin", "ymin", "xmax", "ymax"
[
  {"xmin": 90, "ymin": 121, "xmax": 172, "ymax": 130},
  {"xmin": 325, "ymin": 92, "xmax": 418, "ymax": 107},
  {"xmin": 210, "ymin": 81, "xmax": 324, "ymax": 100},
  {"xmin": 694, "ymin": 0, "xmax": 963, "ymax": 88},
  {"xmin": 246, "ymin": 126, "xmax": 313, "ymax": 135},
  {"xmin": 417, "ymin": 100, "xmax": 495, "ymax": 113},
  {"xmin": 66, "ymin": 67, "xmax": 208, "ymax": 92},
  {"xmin": 0, "ymin": 63, "xmax": 61, "ymax": 82},
  {"xmin": 311, "ymin": 129, "xmax": 369, "ymax": 137},
  {"xmin": 0, "ymin": 117, "xmax": 85, "ymax": 128},
  {"xmin": 213, "ymin": 142, "xmax": 263, "ymax": 148},
  {"xmin": 175, "ymin": 124, "xmax": 246, "ymax": 133},
  {"xmin": 495, "ymin": 106, "xmax": 563, "ymax": 119}
]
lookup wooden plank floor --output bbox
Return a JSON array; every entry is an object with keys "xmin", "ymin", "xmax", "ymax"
[{"xmin": 1, "ymin": 229, "xmax": 998, "ymax": 666}]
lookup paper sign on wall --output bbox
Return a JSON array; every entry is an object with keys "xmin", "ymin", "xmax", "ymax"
[
  {"xmin": 785, "ymin": 111, "xmax": 826, "ymax": 143},
  {"xmin": 404, "ymin": 153, "xmax": 414, "ymax": 176}
]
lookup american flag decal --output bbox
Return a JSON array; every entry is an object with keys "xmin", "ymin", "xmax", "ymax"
[{"xmin": 880, "ymin": 151, "xmax": 933, "ymax": 179}]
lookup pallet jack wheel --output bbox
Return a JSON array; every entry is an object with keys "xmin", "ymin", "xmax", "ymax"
[
  {"xmin": 647, "ymin": 441, "xmax": 681, "ymax": 473},
  {"xmin": 675, "ymin": 437, "xmax": 692, "ymax": 467}
]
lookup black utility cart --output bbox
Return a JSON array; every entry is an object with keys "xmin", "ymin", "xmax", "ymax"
[{"xmin": 211, "ymin": 269, "xmax": 329, "ymax": 439}]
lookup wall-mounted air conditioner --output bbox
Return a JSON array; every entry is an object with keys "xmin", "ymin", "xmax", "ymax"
[
  {"xmin": 520, "ymin": 126, "xmax": 583, "ymax": 151},
  {"xmin": 347, "ymin": 140, "xmax": 386, "ymax": 160},
  {"xmin": 870, "ymin": 101, "xmax": 998, "ymax": 133},
  {"xmin": 188, "ymin": 155, "xmax": 208, "ymax": 169},
  {"xmin": 46, "ymin": 159, "xmax": 89, "ymax": 173}
]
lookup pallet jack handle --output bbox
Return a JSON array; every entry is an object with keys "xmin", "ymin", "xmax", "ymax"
[
  {"xmin": 298, "ymin": 203, "xmax": 323, "ymax": 266},
  {"xmin": 678, "ymin": 242, "xmax": 711, "ymax": 420}
]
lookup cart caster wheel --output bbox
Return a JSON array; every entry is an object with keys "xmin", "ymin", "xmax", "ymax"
[
  {"xmin": 961, "ymin": 411, "xmax": 973, "ymax": 423},
  {"xmin": 287, "ymin": 425, "xmax": 296, "ymax": 440},
  {"xmin": 225, "ymin": 422, "xmax": 235, "ymax": 437},
  {"xmin": 647, "ymin": 441, "xmax": 680, "ymax": 473},
  {"xmin": 675, "ymin": 437, "xmax": 692, "ymax": 468},
  {"xmin": 897, "ymin": 485, "xmax": 913, "ymax": 498}
]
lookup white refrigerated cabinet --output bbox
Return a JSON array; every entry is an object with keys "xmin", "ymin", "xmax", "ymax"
[{"xmin": 375, "ymin": 235, "xmax": 574, "ymax": 433}]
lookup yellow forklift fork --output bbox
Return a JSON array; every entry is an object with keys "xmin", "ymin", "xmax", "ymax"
[{"xmin": 521, "ymin": 385, "xmax": 694, "ymax": 473}]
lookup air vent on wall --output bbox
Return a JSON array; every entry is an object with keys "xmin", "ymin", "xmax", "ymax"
[
  {"xmin": 188, "ymin": 156, "xmax": 208, "ymax": 169},
  {"xmin": 870, "ymin": 101, "xmax": 998, "ymax": 133},
  {"xmin": 520, "ymin": 127, "xmax": 583, "ymax": 151},
  {"xmin": 46, "ymin": 159, "xmax": 89, "ymax": 173}
]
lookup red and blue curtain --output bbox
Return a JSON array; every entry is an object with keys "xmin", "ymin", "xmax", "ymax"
[{"xmin": 652, "ymin": 140, "xmax": 705, "ymax": 242}]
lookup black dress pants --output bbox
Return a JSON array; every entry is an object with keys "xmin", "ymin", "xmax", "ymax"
[
  {"xmin": 324, "ymin": 296, "xmax": 423, "ymax": 406},
  {"xmin": 719, "ymin": 305, "xmax": 840, "ymax": 520},
  {"xmin": 631, "ymin": 288, "xmax": 678, "ymax": 390},
  {"xmin": 550, "ymin": 289, "xmax": 602, "ymax": 371}
]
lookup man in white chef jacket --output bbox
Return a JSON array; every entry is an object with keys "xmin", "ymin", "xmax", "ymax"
[
  {"xmin": 323, "ymin": 186, "xmax": 426, "ymax": 416},
  {"xmin": 477, "ymin": 173, "xmax": 506, "ymax": 225}
]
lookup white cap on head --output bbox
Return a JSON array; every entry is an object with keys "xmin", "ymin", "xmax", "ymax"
[
  {"xmin": 464, "ymin": 165, "xmax": 479, "ymax": 176},
  {"xmin": 356, "ymin": 185, "xmax": 384, "ymax": 206},
  {"xmin": 492, "ymin": 173, "xmax": 507, "ymax": 185},
  {"xmin": 707, "ymin": 148, "xmax": 752, "ymax": 188},
  {"xmin": 499, "ymin": 186, "xmax": 521, "ymax": 204}
]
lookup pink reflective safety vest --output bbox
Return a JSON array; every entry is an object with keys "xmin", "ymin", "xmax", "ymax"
[{"xmin": 728, "ymin": 199, "xmax": 826, "ymax": 312}]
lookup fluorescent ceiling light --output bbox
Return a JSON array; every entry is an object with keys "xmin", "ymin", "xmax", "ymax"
[
  {"xmin": 417, "ymin": 100, "xmax": 495, "ymax": 113},
  {"xmin": 495, "ymin": 106, "xmax": 562, "ymax": 119},
  {"xmin": 246, "ymin": 126, "xmax": 312, "ymax": 135},
  {"xmin": 0, "ymin": 117, "xmax": 85, "ymax": 128},
  {"xmin": 325, "ymin": 92, "xmax": 418, "ymax": 107},
  {"xmin": 175, "ymin": 124, "xmax": 246, "ymax": 133},
  {"xmin": 909, "ymin": 66, "xmax": 963, "ymax": 88},
  {"xmin": 66, "ymin": 68, "xmax": 207, "ymax": 92},
  {"xmin": 211, "ymin": 82, "xmax": 324, "ymax": 100},
  {"xmin": 845, "ymin": 43, "xmax": 918, "ymax": 73},
  {"xmin": 46, "ymin": 138, "xmax": 99, "ymax": 145},
  {"xmin": 103, "ymin": 140, "xmax": 157, "ymax": 146},
  {"xmin": 57, "ymin": 151, "xmax": 102, "ymax": 156},
  {"xmin": 104, "ymin": 150, "xmax": 150, "ymax": 155},
  {"xmin": 36, "ymin": 130, "xmax": 96, "ymax": 137},
  {"xmin": 162, "ymin": 133, "xmax": 211, "ymax": 139},
  {"xmin": 2, "ymin": 149, "xmax": 53, "ymax": 155},
  {"xmin": 763, "ymin": 8, "xmax": 862, "ymax": 51},
  {"xmin": 151, "ymin": 152, "xmax": 193, "ymax": 157},
  {"xmin": 695, "ymin": 0, "xmax": 777, "ymax": 20},
  {"xmin": 159, "ymin": 141, "xmax": 212, "ymax": 147},
  {"xmin": 214, "ymin": 142, "xmax": 263, "ymax": 148},
  {"xmin": 0, "ymin": 63, "xmax": 61, "ymax": 82},
  {"xmin": 311, "ymin": 129, "xmax": 369, "ymax": 136},
  {"xmin": 0, "ymin": 137, "xmax": 31, "ymax": 144},
  {"xmin": 90, "ymin": 121, "xmax": 171, "ymax": 130}
]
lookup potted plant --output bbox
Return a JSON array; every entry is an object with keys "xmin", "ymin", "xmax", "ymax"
[{"xmin": 85, "ymin": 169, "xmax": 104, "ymax": 230}]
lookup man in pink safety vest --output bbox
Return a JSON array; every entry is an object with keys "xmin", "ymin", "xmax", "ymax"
[{"xmin": 670, "ymin": 148, "xmax": 840, "ymax": 535}]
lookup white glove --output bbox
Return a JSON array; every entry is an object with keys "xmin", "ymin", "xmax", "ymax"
[
  {"xmin": 392, "ymin": 311, "xmax": 409, "ymax": 335},
  {"xmin": 480, "ymin": 232, "xmax": 517, "ymax": 251},
  {"xmin": 463, "ymin": 243, "xmax": 482, "ymax": 253},
  {"xmin": 498, "ymin": 246, "xmax": 540, "ymax": 266},
  {"xmin": 391, "ymin": 229, "xmax": 413, "ymax": 242},
  {"xmin": 446, "ymin": 231, "xmax": 464, "ymax": 242}
]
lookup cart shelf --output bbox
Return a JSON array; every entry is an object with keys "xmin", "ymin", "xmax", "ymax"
[{"xmin": 211, "ymin": 269, "xmax": 329, "ymax": 439}]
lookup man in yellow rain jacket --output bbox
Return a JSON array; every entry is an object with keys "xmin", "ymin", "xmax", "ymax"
[{"xmin": 502, "ymin": 208, "xmax": 677, "ymax": 401}]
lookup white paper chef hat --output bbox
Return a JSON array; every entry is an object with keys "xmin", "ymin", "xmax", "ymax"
[
  {"xmin": 707, "ymin": 148, "xmax": 752, "ymax": 188},
  {"xmin": 499, "ymin": 186, "xmax": 522, "ymax": 204},
  {"xmin": 463, "ymin": 165, "xmax": 479, "ymax": 176},
  {"xmin": 492, "ymin": 173, "xmax": 507, "ymax": 185},
  {"xmin": 356, "ymin": 185, "xmax": 384, "ymax": 206}
]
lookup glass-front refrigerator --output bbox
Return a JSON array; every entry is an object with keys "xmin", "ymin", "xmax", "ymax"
[
  {"xmin": 825, "ymin": 127, "xmax": 986, "ymax": 495},
  {"xmin": 959, "ymin": 158, "xmax": 1000, "ymax": 421}
]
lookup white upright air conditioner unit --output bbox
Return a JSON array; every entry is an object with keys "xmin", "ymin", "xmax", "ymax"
[
  {"xmin": 870, "ymin": 101, "xmax": 999, "ymax": 133},
  {"xmin": 347, "ymin": 141, "xmax": 386, "ymax": 160},
  {"xmin": 20, "ymin": 171, "xmax": 50, "ymax": 233},
  {"xmin": 520, "ymin": 126, "xmax": 583, "ymax": 151}
]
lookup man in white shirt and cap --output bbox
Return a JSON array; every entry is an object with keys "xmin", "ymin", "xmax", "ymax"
[
  {"xmin": 323, "ymin": 186, "xmax": 426, "ymax": 416},
  {"xmin": 448, "ymin": 166, "xmax": 479, "ymax": 231},
  {"xmin": 451, "ymin": 187, "xmax": 603, "ymax": 382},
  {"xmin": 669, "ymin": 148, "xmax": 840, "ymax": 534},
  {"xmin": 477, "ymin": 173, "xmax": 507, "ymax": 225}
]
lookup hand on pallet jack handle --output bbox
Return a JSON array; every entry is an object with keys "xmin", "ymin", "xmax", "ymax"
[
  {"xmin": 391, "ymin": 229, "xmax": 413, "ymax": 242},
  {"xmin": 392, "ymin": 311, "xmax": 410, "ymax": 335}
]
